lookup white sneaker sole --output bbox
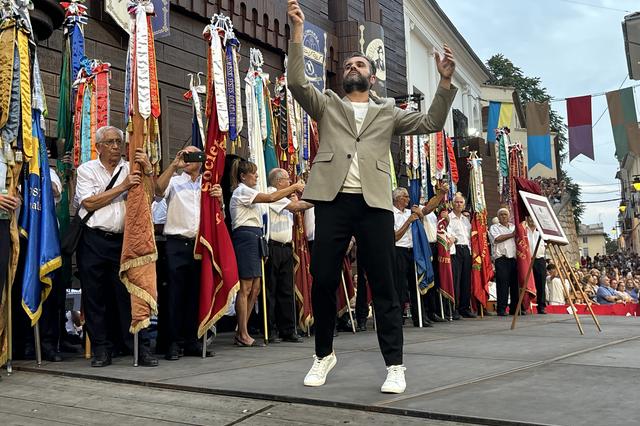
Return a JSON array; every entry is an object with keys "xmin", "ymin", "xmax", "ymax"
[
  {"xmin": 303, "ymin": 355, "xmax": 337, "ymax": 387},
  {"xmin": 380, "ymin": 384, "xmax": 406, "ymax": 394}
]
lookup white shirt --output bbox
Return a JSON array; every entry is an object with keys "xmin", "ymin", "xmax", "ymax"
[
  {"xmin": 75, "ymin": 158, "xmax": 129, "ymax": 233},
  {"xmin": 423, "ymin": 212, "xmax": 438, "ymax": 243},
  {"xmin": 546, "ymin": 276, "xmax": 568, "ymax": 305},
  {"xmin": 152, "ymin": 199, "xmax": 167, "ymax": 225},
  {"xmin": 448, "ymin": 211, "xmax": 471, "ymax": 247},
  {"xmin": 341, "ymin": 101, "xmax": 368, "ymax": 193},
  {"xmin": 163, "ymin": 173, "xmax": 201, "ymax": 238},
  {"xmin": 393, "ymin": 206, "xmax": 413, "ymax": 248},
  {"xmin": 489, "ymin": 223, "xmax": 517, "ymax": 259},
  {"xmin": 267, "ymin": 186, "xmax": 293, "ymax": 244},
  {"xmin": 49, "ymin": 169, "xmax": 62, "ymax": 205},
  {"xmin": 304, "ymin": 207, "xmax": 315, "ymax": 241},
  {"xmin": 526, "ymin": 226, "xmax": 545, "ymax": 258},
  {"xmin": 230, "ymin": 183, "xmax": 262, "ymax": 230}
]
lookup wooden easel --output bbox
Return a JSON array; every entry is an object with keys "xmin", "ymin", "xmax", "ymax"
[{"xmin": 510, "ymin": 236, "xmax": 601, "ymax": 335}]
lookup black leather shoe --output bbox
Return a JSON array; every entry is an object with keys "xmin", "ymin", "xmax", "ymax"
[
  {"xmin": 428, "ymin": 314, "xmax": 446, "ymax": 323},
  {"xmin": 139, "ymin": 352, "xmax": 159, "ymax": 367},
  {"xmin": 91, "ymin": 352, "xmax": 112, "ymax": 367},
  {"xmin": 42, "ymin": 348, "xmax": 63, "ymax": 362},
  {"xmin": 165, "ymin": 343, "xmax": 179, "ymax": 361},
  {"xmin": 460, "ymin": 311, "xmax": 477, "ymax": 319},
  {"xmin": 413, "ymin": 320, "xmax": 433, "ymax": 328},
  {"xmin": 280, "ymin": 333, "xmax": 304, "ymax": 343},
  {"xmin": 538, "ymin": 309, "xmax": 547, "ymax": 315},
  {"xmin": 356, "ymin": 319, "xmax": 367, "ymax": 332},
  {"xmin": 183, "ymin": 343, "xmax": 215, "ymax": 357},
  {"xmin": 268, "ymin": 336, "xmax": 282, "ymax": 343},
  {"xmin": 451, "ymin": 312, "xmax": 461, "ymax": 320}
]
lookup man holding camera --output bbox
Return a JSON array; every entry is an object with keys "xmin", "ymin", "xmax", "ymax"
[{"xmin": 155, "ymin": 146, "xmax": 222, "ymax": 360}]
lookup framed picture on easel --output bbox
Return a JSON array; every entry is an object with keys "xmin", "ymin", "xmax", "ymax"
[{"xmin": 518, "ymin": 191, "xmax": 569, "ymax": 245}]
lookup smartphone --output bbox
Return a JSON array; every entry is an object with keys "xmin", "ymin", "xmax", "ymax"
[{"xmin": 183, "ymin": 151, "xmax": 206, "ymax": 163}]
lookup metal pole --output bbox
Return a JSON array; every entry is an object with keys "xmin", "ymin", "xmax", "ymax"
[
  {"xmin": 133, "ymin": 332, "xmax": 139, "ymax": 367},
  {"xmin": 34, "ymin": 322, "xmax": 41, "ymax": 367},
  {"xmin": 292, "ymin": 273, "xmax": 298, "ymax": 337},
  {"xmin": 261, "ymin": 259, "xmax": 269, "ymax": 345},
  {"xmin": 202, "ymin": 335, "xmax": 207, "ymax": 359},
  {"xmin": 341, "ymin": 273, "xmax": 356, "ymax": 334},
  {"xmin": 6, "ymin": 275, "xmax": 12, "ymax": 374},
  {"xmin": 439, "ymin": 291, "xmax": 445, "ymax": 320},
  {"xmin": 447, "ymin": 300, "xmax": 453, "ymax": 321},
  {"xmin": 413, "ymin": 261, "xmax": 423, "ymax": 328},
  {"xmin": 372, "ymin": 306, "xmax": 377, "ymax": 331}
]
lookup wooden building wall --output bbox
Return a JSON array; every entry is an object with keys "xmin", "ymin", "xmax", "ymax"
[{"xmin": 37, "ymin": 0, "xmax": 408, "ymax": 168}]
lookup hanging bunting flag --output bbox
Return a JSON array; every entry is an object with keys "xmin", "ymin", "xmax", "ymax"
[
  {"xmin": 606, "ymin": 87, "xmax": 640, "ymax": 160},
  {"xmin": 302, "ymin": 21, "xmax": 327, "ymax": 92},
  {"xmin": 567, "ymin": 95, "xmax": 594, "ymax": 161},
  {"xmin": 526, "ymin": 101, "xmax": 552, "ymax": 170},
  {"xmin": 195, "ymin": 13, "xmax": 240, "ymax": 337},
  {"xmin": 486, "ymin": 101, "xmax": 513, "ymax": 144},
  {"xmin": 106, "ymin": 0, "xmax": 170, "ymax": 38},
  {"xmin": 358, "ymin": 21, "xmax": 387, "ymax": 96}
]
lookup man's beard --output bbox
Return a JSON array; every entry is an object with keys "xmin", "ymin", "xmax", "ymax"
[{"xmin": 343, "ymin": 72, "xmax": 370, "ymax": 93}]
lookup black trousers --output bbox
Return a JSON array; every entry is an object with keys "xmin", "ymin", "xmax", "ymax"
[
  {"xmin": 165, "ymin": 236, "xmax": 200, "ymax": 347},
  {"xmin": 265, "ymin": 242, "xmax": 296, "ymax": 336},
  {"xmin": 395, "ymin": 246, "xmax": 425, "ymax": 322},
  {"xmin": 533, "ymin": 258, "xmax": 547, "ymax": 311},
  {"xmin": 312, "ymin": 194, "xmax": 402, "ymax": 366},
  {"xmin": 451, "ymin": 245, "xmax": 472, "ymax": 313},
  {"xmin": 355, "ymin": 254, "xmax": 369, "ymax": 321},
  {"xmin": 40, "ymin": 269, "xmax": 67, "ymax": 351},
  {"xmin": 77, "ymin": 227, "xmax": 150, "ymax": 356},
  {"xmin": 425, "ymin": 242, "xmax": 440, "ymax": 316},
  {"xmin": 495, "ymin": 256, "xmax": 518, "ymax": 314}
]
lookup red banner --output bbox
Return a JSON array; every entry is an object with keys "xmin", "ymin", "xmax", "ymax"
[
  {"xmin": 470, "ymin": 212, "xmax": 493, "ymax": 309},
  {"xmin": 293, "ymin": 212, "xmax": 313, "ymax": 332},
  {"xmin": 194, "ymin": 72, "xmax": 239, "ymax": 338}
]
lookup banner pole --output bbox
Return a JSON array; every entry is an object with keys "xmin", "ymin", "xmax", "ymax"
[
  {"xmin": 413, "ymin": 261, "xmax": 423, "ymax": 328},
  {"xmin": 133, "ymin": 332, "xmax": 139, "ymax": 367},
  {"xmin": 34, "ymin": 322, "xmax": 42, "ymax": 366},
  {"xmin": 261, "ymin": 259, "xmax": 269, "ymax": 345},
  {"xmin": 341, "ymin": 273, "xmax": 356, "ymax": 334}
]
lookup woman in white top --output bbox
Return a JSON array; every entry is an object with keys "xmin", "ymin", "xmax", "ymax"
[{"xmin": 229, "ymin": 159, "xmax": 304, "ymax": 347}]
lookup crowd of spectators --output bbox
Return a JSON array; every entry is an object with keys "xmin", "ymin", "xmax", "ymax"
[
  {"xmin": 533, "ymin": 177, "xmax": 566, "ymax": 204},
  {"xmin": 571, "ymin": 251, "xmax": 640, "ymax": 305}
]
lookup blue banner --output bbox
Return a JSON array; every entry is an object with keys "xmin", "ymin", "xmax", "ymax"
[
  {"xmin": 409, "ymin": 179, "xmax": 434, "ymax": 294},
  {"xmin": 302, "ymin": 21, "xmax": 326, "ymax": 92},
  {"xmin": 152, "ymin": 0, "xmax": 170, "ymax": 39},
  {"xmin": 19, "ymin": 111, "xmax": 62, "ymax": 324}
]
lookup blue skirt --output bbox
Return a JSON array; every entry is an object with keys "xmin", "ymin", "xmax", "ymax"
[{"xmin": 232, "ymin": 226, "xmax": 263, "ymax": 279}]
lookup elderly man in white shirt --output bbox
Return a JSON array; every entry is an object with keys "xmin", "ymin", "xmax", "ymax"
[
  {"xmin": 265, "ymin": 168, "xmax": 313, "ymax": 343},
  {"xmin": 447, "ymin": 193, "xmax": 476, "ymax": 319},
  {"xmin": 526, "ymin": 216, "xmax": 547, "ymax": 314},
  {"xmin": 489, "ymin": 207, "xmax": 517, "ymax": 316},
  {"xmin": 75, "ymin": 125, "xmax": 157, "ymax": 368},
  {"xmin": 155, "ymin": 146, "xmax": 223, "ymax": 360}
]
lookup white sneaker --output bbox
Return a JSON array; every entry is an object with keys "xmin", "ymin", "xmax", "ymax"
[
  {"xmin": 303, "ymin": 352, "xmax": 337, "ymax": 386},
  {"xmin": 380, "ymin": 365, "xmax": 406, "ymax": 394}
]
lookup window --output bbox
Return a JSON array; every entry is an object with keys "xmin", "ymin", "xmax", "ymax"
[{"xmin": 582, "ymin": 236, "xmax": 588, "ymax": 244}]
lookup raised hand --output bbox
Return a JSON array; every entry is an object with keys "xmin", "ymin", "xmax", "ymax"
[
  {"xmin": 435, "ymin": 44, "xmax": 455, "ymax": 81},
  {"xmin": 287, "ymin": 0, "xmax": 305, "ymax": 27}
]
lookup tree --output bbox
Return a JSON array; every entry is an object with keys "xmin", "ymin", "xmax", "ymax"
[
  {"xmin": 605, "ymin": 234, "xmax": 618, "ymax": 255},
  {"xmin": 486, "ymin": 54, "xmax": 584, "ymax": 227}
]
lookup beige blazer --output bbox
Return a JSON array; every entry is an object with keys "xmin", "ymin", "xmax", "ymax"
[{"xmin": 287, "ymin": 42, "xmax": 457, "ymax": 211}]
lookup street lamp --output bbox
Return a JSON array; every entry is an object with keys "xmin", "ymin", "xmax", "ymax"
[
  {"xmin": 633, "ymin": 175, "xmax": 640, "ymax": 192},
  {"xmin": 619, "ymin": 201, "xmax": 627, "ymax": 213}
]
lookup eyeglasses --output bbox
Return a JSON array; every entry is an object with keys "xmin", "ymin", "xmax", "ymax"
[{"xmin": 99, "ymin": 138, "xmax": 123, "ymax": 147}]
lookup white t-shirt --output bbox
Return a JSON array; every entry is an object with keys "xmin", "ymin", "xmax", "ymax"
[
  {"xmin": 489, "ymin": 223, "xmax": 517, "ymax": 259},
  {"xmin": 163, "ymin": 173, "xmax": 201, "ymax": 238},
  {"xmin": 230, "ymin": 183, "xmax": 262, "ymax": 230},
  {"xmin": 341, "ymin": 101, "xmax": 368, "ymax": 193},
  {"xmin": 75, "ymin": 158, "xmax": 129, "ymax": 233},
  {"xmin": 267, "ymin": 186, "xmax": 293, "ymax": 244},
  {"xmin": 393, "ymin": 206, "xmax": 413, "ymax": 248},
  {"xmin": 304, "ymin": 207, "xmax": 315, "ymax": 241}
]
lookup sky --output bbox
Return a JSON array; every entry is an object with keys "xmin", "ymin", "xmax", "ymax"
[{"xmin": 437, "ymin": 0, "xmax": 639, "ymax": 237}]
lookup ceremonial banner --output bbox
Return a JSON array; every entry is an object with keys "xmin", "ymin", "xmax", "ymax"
[
  {"xmin": 566, "ymin": 95, "xmax": 593, "ymax": 161},
  {"xmin": 526, "ymin": 101, "xmax": 552, "ymax": 170},
  {"xmin": 293, "ymin": 212, "xmax": 313, "ymax": 332},
  {"xmin": 337, "ymin": 256, "xmax": 355, "ymax": 317},
  {"xmin": 19, "ymin": 111, "xmax": 62, "ymax": 323},
  {"xmin": 486, "ymin": 101, "xmax": 513, "ymax": 144},
  {"xmin": 120, "ymin": 2, "xmax": 160, "ymax": 333},
  {"xmin": 436, "ymin": 214, "xmax": 455, "ymax": 302},
  {"xmin": 302, "ymin": 21, "xmax": 326, "ymax": 92},
  {"xmin": 358, "ymin": 21, "xmax": 387, "ymax": 96},
  {"xmin": 409, "ymin": 179, "xmax": 434, "ymax": 294},
  {"xmin": 195, "ymin": 20, "xmax": 240, "ymax": 338},
  {"xmin": 468, "ymin": 154, "xmax": 492, "ymax": 309},
  {"xmin": 606, "ymin": 87, "xmax": 640, "ymax": 160},
  {"xmin": 106, "ymin": 0, "xmax": 170, "ymax": 38}
]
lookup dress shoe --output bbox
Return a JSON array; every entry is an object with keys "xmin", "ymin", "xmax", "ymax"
[
  {"xmin": 165, "ymin": 343, "xmax": 180, "ymax": 361},
  {"xmin": 460, "ymin": 311, "xmax": 477, "ymax": 319},
  {"xmin": 451, "ymin": 312, "xmax": 461, "ymax": 320},
  {"xmin": 538, "ymin": 309, "xmax": 547, "ymax": 315},
  {"xmin": 42, "ymin": 348, "xmax": 63, "ymax": 362},
  {"xmin": 268, "ymin": 336, "xmax": 282, "ymax": 343},
  {"xmin": 497, "ymin": 311, "xmax": 508, "ymax": 317},
  {"xmin": 91, "ymin": 352, "xmax": 112, "ymax": 367},
  {"xmin": 280, "ymin": 333, "xmax": 304, "ymax": 343},
  {"xmin": 183, "ymin": 343, "xmax": 215, "ymax": 357},
  {"xmin": 428, "ymin": 314, "xmax": 446, "ymax": 323},
  {"xmin": 413, "ymin": 319, "xmax": 433, "ymax": 327},
  {"xmin": 139, "ymin": 352, "xmax": 159, "ymax": 367},
  {"xmin": 356, "ymin": 319, "xmax": 368, "ymax": 332}
]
